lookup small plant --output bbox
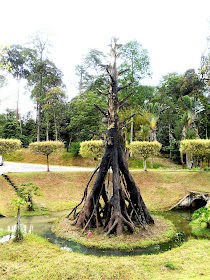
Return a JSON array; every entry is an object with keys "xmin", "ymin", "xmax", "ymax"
[
  {"xmin": 11, "ymin": 182, "xmax": 41, "ymax": 241},
  {"xmin": 11, "ymin": 198, "xmax": 26, "ymax": 241},
  {"xmin": 165, "ymin": 261, "xmax": 176, "ymax": 270},
  {"xmin": 191, "ymin": 207, "xmax": 210, "ymax": 229},
  {"xmin": 19, "ymin": 183, "xmax": 41, "ymax": 211}
]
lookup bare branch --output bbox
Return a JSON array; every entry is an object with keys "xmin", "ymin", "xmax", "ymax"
[
  {"xmin": 119, "ymin": 113, "xmax": 135, "ymax": 125},
  {"xmin": 119, "ymin": 91, "xmax": 134, "ymax": 105},
  {"xmin": 118, "ymin": 69, "xmax": 129, "ymax": 75},
  {"xmin": 119, "ymin": 101, "xmax": 128, "ymax": 110},
  {"xmin": 96, "ymin": 88, "xmax": 109, "ymax": 96},
  {"xmin": 118, "ymin": 82, "xmax": 132, "ymax": 92},
  {"xmin": 94, "ymin": 103, "xmax": 107, "ymax": 117},
  {"xmin": 90, "ymin": 130, "xmax": 104, "ymax": 140}
]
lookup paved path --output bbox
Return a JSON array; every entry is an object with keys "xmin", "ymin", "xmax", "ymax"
[{"xmin": 0, "ymin": 161, "xmax": 95, "ymax": 175}]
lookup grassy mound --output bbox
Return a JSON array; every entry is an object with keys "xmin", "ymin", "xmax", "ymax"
[{"xmin": 53, "ymin": 215, "xmax": 176, "ymax": 251}]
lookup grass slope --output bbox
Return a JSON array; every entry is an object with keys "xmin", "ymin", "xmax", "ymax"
[
  {"xmin": 0, "ymin": 234, "xmax": 209, "ymax": 280},
  {"xmin": 1, "ymin": 171, "xmax": 209, "ymax": 216}
]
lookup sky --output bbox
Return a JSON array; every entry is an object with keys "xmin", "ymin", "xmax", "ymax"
[{"xmin": 0, "ymin": 0, "xmax": 209, "ymax": 117}]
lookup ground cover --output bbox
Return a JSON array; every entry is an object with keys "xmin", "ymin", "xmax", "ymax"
[
  {"xmin": 1, "ymin": 171, "xmax": 209, "ymax": 216},
  {"xmin": 0, "ymin": 234, "xmax": 209, "ymax": 280}
]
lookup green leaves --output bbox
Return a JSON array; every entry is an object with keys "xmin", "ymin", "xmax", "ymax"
[
  {"xmin": 29, "ymin": 141, "xmax": 64, "ymax": 156},
  {"xmin": 180, "ymin": 139, "xmax": 210, "ymax": 158},
  {"xmin": 0, "ymin": 139, "xmax": 21, "ymax": 154},
  {"xmin": 80, "ymin": 140, "xmax": 104, "ymax": 159},
  {"xmin": 129, "ymin": 141, "xmax": 162, "ymax": 160}
]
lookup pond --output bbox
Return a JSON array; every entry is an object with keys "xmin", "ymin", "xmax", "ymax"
[{"xmin": 0, "ymin": 210, "xmax": 192, "ymax": 256}]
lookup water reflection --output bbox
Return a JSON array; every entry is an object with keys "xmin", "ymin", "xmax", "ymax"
[{"xmin": 0, "ymin": 210, "xmax": 191, "ymax": 256}]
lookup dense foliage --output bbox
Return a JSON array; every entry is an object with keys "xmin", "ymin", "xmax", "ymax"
[{"xmin": 0, "ymin": 36, "xmax": 209, "ymax": 168}]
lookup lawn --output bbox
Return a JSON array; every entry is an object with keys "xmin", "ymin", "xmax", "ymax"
[
  {"xmin": 0, "ymin": 171, "xmax": 209, "ymax": 216},
  {"xmin": 0, "ymin": 234, "xmax": 209, "ymax": 280},
  {"xmin": 0, "ymin": 170, "xmax": 209, "ymax": 279}
]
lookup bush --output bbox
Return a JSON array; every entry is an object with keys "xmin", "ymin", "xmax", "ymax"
[
  {"xmin": 129, "ymin": 141, "xmax": 162, "ymax": 171},
  {"xmin": 80, "ymin": 140, "xmax": 104, "ymax": 160},
  {"xmin": 29, "ymin": 141, "xmax": 64, "ymax": 171},
  {"xmin": 180, "ymin": 139, "xmax": 210, "ymax": 169},
  {"xmin": 0, "ymin": 138, "xmax": 22, "ymax": 154}
]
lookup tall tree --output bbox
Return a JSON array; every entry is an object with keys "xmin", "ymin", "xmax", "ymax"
[
  {"xmin": 118, "ymin": 40, "xmax": 151, "ymax": 145},
  {"xmin": 43, "ymin": 87, "xmax": 67, "ymax": 141},
  {"xmin": 1, "ymin": 45, "xmax": 34, "ymax": 123},
  {"xmin": 27, "ymin": 57, "xmax": 64, "ymax": 141},
  {"xmin": 26, "ymin": 33, "xmax": 64, "ymax": 141},
  {"xmin": 69, "ymin": 38, "xmax": 154, "ymax": 236}
]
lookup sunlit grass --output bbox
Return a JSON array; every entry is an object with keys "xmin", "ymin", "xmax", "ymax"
[{"xmin": 0, "ymin": 234, "xmax": 209, "ymax": 279}]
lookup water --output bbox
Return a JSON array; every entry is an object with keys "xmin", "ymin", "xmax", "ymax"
[{"xmin": 0, "ymin": 210, "xmax": 191, "ymax": 256}]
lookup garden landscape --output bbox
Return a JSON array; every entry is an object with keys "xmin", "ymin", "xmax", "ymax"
[{"xmin": 0, "ymin": 3, "xmax": 210, "ymax": 278}]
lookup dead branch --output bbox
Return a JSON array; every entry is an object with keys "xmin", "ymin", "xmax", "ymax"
[
  {"xmin": 118, "ymin": 69, "xmax": 129, "ymax": 75},
  {"xmin": 119, "ymin": 113, "xmax": 135, "ymax": 125},
  {"xmin": 118, "ymin": 82, "xmax": 132, "ymax": 92},
  {"xmin": 94, "ymin": 103, "xmax": 107, "ymax": 117},
  {"xmin": 96, "ymin": 88, "xmax": 109, "ymax": 96},
  {"xmin": 119, "ymin": 91, "xmax": 134, "ymax": 105},
  {"xmin": 90, "ymin": 130, "xmax": 104, "ymax": 140},
  {"xmin": 119, "ymin": 101, "xmax": 128, "ymax": 110}
]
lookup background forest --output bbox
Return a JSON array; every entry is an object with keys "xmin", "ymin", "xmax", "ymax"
[{"xmin": 0, "ymin": 35, "xmax": 209, "ymax": 165}]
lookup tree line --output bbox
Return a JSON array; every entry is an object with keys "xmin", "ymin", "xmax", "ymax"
[{"xmin": 0, "ymin": 35, "xmax": 209, "ymax": 164}]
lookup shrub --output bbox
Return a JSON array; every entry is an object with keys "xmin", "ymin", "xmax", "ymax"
[
  {"xmin": 29, "ymin": 141, "xmax": 64, "ymax": 171},
  {"xmin": 180, "ymin": 139, "xmax": 210, "ymax": 169},
  {"xmin": 70, "ymin": 142, "xmax": 80, "ymax": 157},
  {"xmin": 0, "ymin": 138, "xmax": 21, "ymax": 154},
  {"xmin": 80, "ymin": 140, "xmax": 104, "ymax": 160},
  {"xmin": 129, "ymin": 141, "xmax": 162, "ymax": 171}
]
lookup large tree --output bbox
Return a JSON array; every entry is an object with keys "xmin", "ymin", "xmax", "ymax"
[
  {"xmin": 69, "ymin": 38, "xmax": 154, "ymax": 236},
  {"xmin": 26, "ymin": 34, "xmax": 64, "ymax": 142}
]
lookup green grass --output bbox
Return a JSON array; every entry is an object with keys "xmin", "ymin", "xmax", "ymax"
[
  {"xmin": 0, "ymin": 169, "xmax": 209, "ymax": 279},
  {"xmin": 0, "ymin": 229, "xmax": 11, "ymax": 238},
  {"xmin": 1, "ymin": 171, "xmax": 209, "ymax": 216},
  {"xmin": 0, "ymin": 234, "xmax": 209, "ymax": 279},
  {"xmin": 189, "ymin": 220, "xmax": 210, "ymax": 239}
]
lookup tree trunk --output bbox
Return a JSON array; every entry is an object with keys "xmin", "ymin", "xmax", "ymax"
[
  {"xmin": 54, "ymin": 112, "xmax": 58, "ymax": 141},
  {"xmin": 37, "ymin": 102, "xmax": 41, "ymax": 142},
  {"xmin": 143, "ymin": 158, "xmax": 147, "ymax": 171},
  {"xmin": 47, "ymin": 154, "xmax": 50, "ymax": 172},
  {"xmin": 69, "ymin": 38, "xmax": 154, "ymax": 236},
  {"xmin": 130, "ymin": 108, "xmax": 134, "ymax": 157},
  {"xmin": 186, "ymin": 152, "xmax": 191, "ymax": 169},
  {"xmin": 46, "ymin": 118, "xmax": 49, "ymax": 141},
  {"xmin": 16, "ymin": 206, "xmax": 23, "ymax": 241}
]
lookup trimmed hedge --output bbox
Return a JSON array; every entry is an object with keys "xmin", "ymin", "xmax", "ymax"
[
  {"xmin": 79, "ymin": 140, "xmax": 104, "ymax": 160},
  {"xmin": 0, "ymin": 138, "xmax": 22, "ymax": 154}
]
